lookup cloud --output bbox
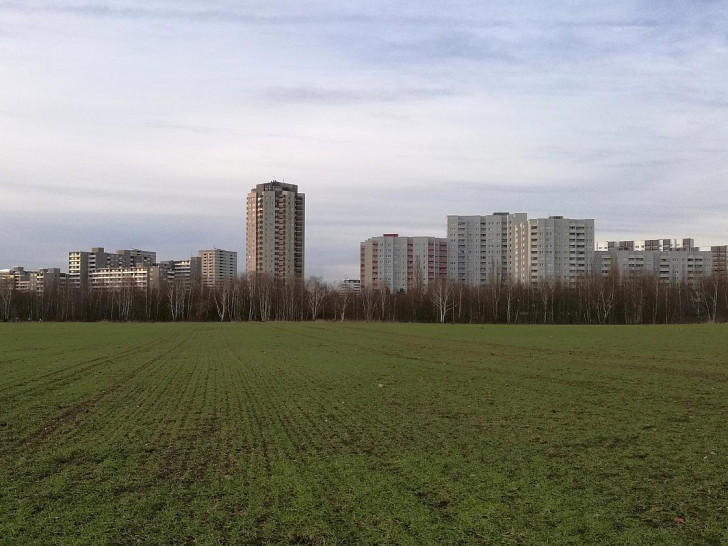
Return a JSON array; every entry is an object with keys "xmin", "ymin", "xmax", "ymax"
[
  {"xmin": 1, "ymin": 1, "xmax": 727, "ymax": 278},
  {"xmin": 260, "ymin": 86, "xmax": 457, "ymax": 104}
]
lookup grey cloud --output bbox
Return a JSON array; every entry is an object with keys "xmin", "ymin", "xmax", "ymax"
[{"xmin": 6, "ymin": 181, "xmax": 241, "ymax": 212}]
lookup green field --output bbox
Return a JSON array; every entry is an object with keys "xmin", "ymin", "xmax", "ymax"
[{"xmin": 1, "ymin": 323, "xmax": 727, "ymax": 545}]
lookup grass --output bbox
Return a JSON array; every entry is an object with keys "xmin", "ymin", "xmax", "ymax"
[{"xmin": 0, "ymin": 322, "xmax": 727, "ymax": 545}]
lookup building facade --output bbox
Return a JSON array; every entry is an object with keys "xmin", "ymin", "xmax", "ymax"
[
  {"xmin": 199, "ymin": 249, "xmax": 237, "ymax": 287},
  {"xmin": 69, "ymin": 247, "xmax": 157, "ymax": 289},
  {"xmin": 89, "ymin": 267, "xmax": 154, "ymax": 290},
  {"xmin": 360, "ymin": 234, "xmax": 448, "ymax": 292},
  {"xmin": 157, "ymin": 258, "xmax": 202, "ymax": 286},
  {"xmin": 593, "ymin": 249, "xmax": 711, "ymax": 285},
  {"xmin": 447, "ymin": 213, "xmax": 528, "ymax": 285},
  {"xmin": 246, "ymin": 180, "xmax": 305, "ymax": 280},
  {"xmin": 1, "ymin": 266, "xmax": 68, "ymax": 294},
  {"xmin": 593, "ymin": 238, "xmax": 724, "ymax": 285},
  {"xmin": 523, "ymin": 216, "xmax": 594, "ymax": 284}
]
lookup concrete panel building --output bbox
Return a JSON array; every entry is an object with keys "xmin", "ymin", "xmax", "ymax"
[
  {"xmin": 0, "ymin": 266, "xmax": 68, "ymax": 294},
  {"xmin": 597, "ymin": 238, "xmax": 695, "ymax": 252},
  {"xmin": 523, "ymin": 216, "xmax": 594, "ymax": 284},
  {"xmin": 360, "ymin": 234, "xmax": 448, "ymax": 292},
  {"xmin": 199, "ymin": 249, "xmax": 237, "ymax": 287},
  {"xmin": 712, "ymin": 246, "xmax": 728, "ymax": 278},
  {"xmin": 594, "ymin": 238, "xmax": 723, "ymax": 285},
  {"xmin": 341, "ymin": 279, "xmax": 361, "ymax": 294},
  {"xmin": 246, "ymin": 180, "xmax": 305, "ymax": 280},
  {"xmin": 69, "ymin": 247, "xmax": 157, "ymax": 289},
  {"xmin": 447, "ymin": 213, "xmax": 528, "ymax": 285},
  {"xmin": 157, "ymin": 257, "xmax": 202, "ymax": 286},
  {"xmin": 89, "ymin": 267, "xmax": 154, "ymax": 290},
  {"xmin": 594, "ymin": 249, "xmax": 711, "ymax": 285}
]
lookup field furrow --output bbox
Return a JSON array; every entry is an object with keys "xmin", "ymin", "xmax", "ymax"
[{"xmin": 1, "ymin": 322, "xmax": 727, "ymax": 545}]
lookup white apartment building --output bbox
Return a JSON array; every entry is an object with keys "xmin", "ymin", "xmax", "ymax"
[
  {"xmin": 199, "ymin": 249, "xmax": 237, "ymax": 287},
  {"xmin": 360, "ymin": 234, "xmax": 448, "ymax": 292},
  {"xmin": 89, "ymin": 267, "xmax": 154, "ymax": 290},
  {"xmin": 447, "ymin": 213, "xmax": 528, "ymax": 285},
  {"xmin": 524, "ymin": 216, "xmax": 595, "ymax": 284}
]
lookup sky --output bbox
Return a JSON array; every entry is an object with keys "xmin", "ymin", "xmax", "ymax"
[{"xmin": 1, "ymin": 1, "xmax": 727, "ymax": 280}]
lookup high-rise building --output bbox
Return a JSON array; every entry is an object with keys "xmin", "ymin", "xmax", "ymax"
[
  {"xmin": 246, "ymin": 180, "xmax": 305, "ymax": 280},
  {"xmin": 447, "ymin": 213, "xmax": 528, "ymax": 285},
  {"xmin": 199, "ymin": 249, "xmax": 237, "ymax": 287},
  {"xmin": 523, "ymin": 216, "xmax": 594, "ymax": 284},
  {"xmin": 360, "ymin": 234, "xmax": 448, "ymax": 292}
]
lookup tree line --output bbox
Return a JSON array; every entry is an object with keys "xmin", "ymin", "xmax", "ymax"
[{"xmin": 2, "ymin": 273, "xmax": 728, "ymax": 324}]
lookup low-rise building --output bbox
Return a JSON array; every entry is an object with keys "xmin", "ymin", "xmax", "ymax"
[{"xmin": 340, "ymin": 279, "xmax": 361, "ymax": 294}]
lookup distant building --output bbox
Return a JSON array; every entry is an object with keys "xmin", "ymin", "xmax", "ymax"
[
  {"xmin": 199, "ymin": 249, "xmax": 237, "ymax": 287},
  {"xmin": 594, "ymin": 248, "xmax": 711, "ymax": 285},
  {"xmin": 246, "ymin": 180, "xmax": 305, "ymax": 279},
  {"xmin": 69, "ymin": 247, "xmax": 157, "ymax": 289},
  {"xmin": 593, "ymin": 237, "xmax": 725, "ymax": 285},
  {"xmin": 89, "ymin": 267, "xmax": 155, "ymax": 290},
  {"xmin": 597, "ymin": 238, "xmax": 695, "ymax": 252},
  {"xmin": 0, "ymin": 266, "xmax": 68, "ymax": 294},
  {"xmin": 360, "ymin": 234, "xmax": 448, "ymax": 292},
  {"xmin": 447, "ymin": 213, "xmax": 528, "ymax": 285},
  {"xmin": 524, "ymin": 216, "xmax": 594, "ymax": 284},
  {"xmin": 157, "ymin": 258, "xmax": 202, "ymax": 286},
  {"xmin": 446, "ymin": 213, "xmax": 593, "ymax": 285},
  {"xmin": 340, "ymin": 279, "xmax": 361, "ymax": 294},
  {"xmin": 245, "ymin": 180, "xmax": 306, "ymax": 279},
  {"xmin": 712, "ymin": 246, "xmax": 728, "ymax": 278}
]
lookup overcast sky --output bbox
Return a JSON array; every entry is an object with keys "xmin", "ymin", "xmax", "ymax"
[{"xmin": 1, "ymin": 1, "xmax": 727, "ymax": 280}]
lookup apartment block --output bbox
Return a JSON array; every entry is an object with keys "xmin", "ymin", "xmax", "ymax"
[
  {"xmin": 447, "ymin": 213, "xmax": 528, "ymax": 285},
  {"xmin": 594, "ymin": 249, "xmax": 711, "ymax": 285},
  {"xmin": 246, "ymin": 180, "xmax": 305, "ymax": 279},
  {"xmin": 593, "ymin": 238, "xmax": 725, "ymax": 284},
  {"xmin": 1, "ymin": 267, "xmax": 69, "ymax": 294},
  {"xmin": 597, "ymin": 238, "xmax": 695, "ymax": 252},
  {"xmin": 157, "ymin": 258, "xmax": 202, "ymax": 286},
  {"xmin": 360, "ymin": 234, "xmax": 448, "ymax": 292},
  {"xmin": 89, "ymin": 267, "xmax": 154, "ymax": 290},
  {"xmin": 199, "ymin": 249, "xmax": 237, "ymax": 287},
  {"xmin": 712, "ymin": 246, "xmax": 728, "ymax": 278},
  {"xmin": 341, "ymin": 279, "xmax": 361, "ymax": 294},
  {"xmin": 0, "ymin": 267, "xmax": 30, "ymax": 291},
  {"xmin": 69, "ymin": 247, "xmax": 157, "ymax": 288},
  {"xmin": 524, "ymin": 216, "xmax": 595, "ymax": 284}
]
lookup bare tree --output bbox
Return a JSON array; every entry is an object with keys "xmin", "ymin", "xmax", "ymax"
[
  {"xmin": 332, "ymin": 281, "xmax": 352, "ymax": 321},
  {"xmin": 430, "ymin": 277, "xmax": 454, "ymax": 323},
  {"xmin": 0, "ymin": 278, "xmax": 13, "ymax": 321},
  {"xmin": 305, "ymin": 277, "xmax": 327, "ymax": 320}
]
